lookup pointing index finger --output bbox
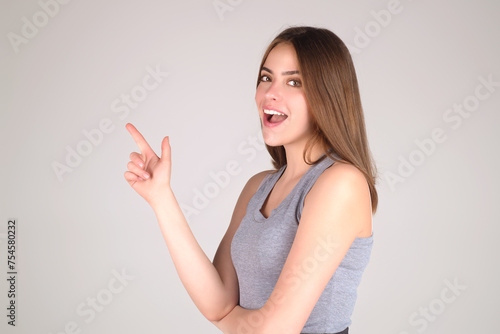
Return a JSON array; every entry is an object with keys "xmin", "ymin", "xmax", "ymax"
[{"xmin": 126, "ymin": 123, "xmax": 153, "ymax": 154}]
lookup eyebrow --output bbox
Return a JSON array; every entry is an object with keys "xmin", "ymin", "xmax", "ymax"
[{"xmin": 261, "ymin": 66, "xmax": 300, "ymax": 76}]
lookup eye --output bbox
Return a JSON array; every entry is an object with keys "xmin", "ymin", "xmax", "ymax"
[
  {"xmin": 287, "ymin": 79, "xmax": 302, "ymax": 87},
  {"xmin": 259, "ymin": 74, "xmax": 271, "ymax": 83}
]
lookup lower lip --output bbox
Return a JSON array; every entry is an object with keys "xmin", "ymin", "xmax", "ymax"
[{"xmin": 262, "ymin": 114, "xmax": 287, "ymax": 128}]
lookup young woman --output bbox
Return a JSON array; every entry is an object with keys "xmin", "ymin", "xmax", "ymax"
[{"xmin": 124, "ymin": 26, "xmax": 378, "ymax": 334}]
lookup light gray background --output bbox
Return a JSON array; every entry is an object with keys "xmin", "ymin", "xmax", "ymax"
[{"xmin": 1, "ymin": 0, "xmax": 499, "ymax": 333}]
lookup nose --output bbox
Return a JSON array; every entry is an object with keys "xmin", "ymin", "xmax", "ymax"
[{"xmin": 264, "ymin": 81, "xmax": 282, "ymax": 101}]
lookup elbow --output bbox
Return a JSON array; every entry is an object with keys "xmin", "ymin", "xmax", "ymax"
[
  {"xmin": 205, "ymin": 311, "xmax": 223, "ymax": 323},
  {"xmin": 203, "ymin": 302, "xmax": 237, "ymax": 322}
]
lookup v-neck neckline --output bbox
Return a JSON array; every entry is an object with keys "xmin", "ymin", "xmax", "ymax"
[{"xmin": 255, "ymin": 155, "xmax": 326, "ymax": 222}]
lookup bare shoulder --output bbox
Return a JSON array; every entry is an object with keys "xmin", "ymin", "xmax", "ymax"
[
  {"xmin": 320, "ymin": 161, "xmax": 370, "ymax": 192},
  {"xmin": 243, "ymin": 169, "xmax": 274, "ymax": 196},
  {"xmin": 305, "ymin": 161, "xmax": 372, "ymax": 237}
]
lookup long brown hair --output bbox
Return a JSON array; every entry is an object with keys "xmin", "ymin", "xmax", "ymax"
[{"xmin": 257, "ymin": 26, "xmax": 379, "ymax": 213}]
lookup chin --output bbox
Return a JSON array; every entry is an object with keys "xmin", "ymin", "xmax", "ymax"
[
  {"xmin": 261, "ymin": 132, "xmax": 284, "ymax": 148},
  {"xmin": 263, "ymin": 139, "xmax": 282, "ymax": 148}
]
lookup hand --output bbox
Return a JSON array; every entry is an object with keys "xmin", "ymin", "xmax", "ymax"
[{"xmin": 124, "ymin": 123, "xmax": 172, "ymax": 207}]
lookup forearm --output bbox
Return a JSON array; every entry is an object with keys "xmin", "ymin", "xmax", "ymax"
[
  {"xmin": 212, "ymin": 305, "xmax": 260, "ymax": 334},
  {"xmin": 152, "ymin": 189, "xmax": 234, "ymax": 321},
  {"xmin": 212, "ymin": 304, "xmax": 287, "ymax": 334},
  {"xmin": 213, "ymin": 294, "xmax": 302, "ymax": 334}
]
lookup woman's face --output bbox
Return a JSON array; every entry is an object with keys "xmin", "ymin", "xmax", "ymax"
[{"xmin": 255, "ymin": 43, "xmax": 314, "ymax": 149}]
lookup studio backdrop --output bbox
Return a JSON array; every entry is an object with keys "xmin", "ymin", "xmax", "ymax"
[{"xmin": 1, "ymin": 0, "xmax": 499, "ymax": 333}]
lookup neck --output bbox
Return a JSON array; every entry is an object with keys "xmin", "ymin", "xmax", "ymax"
[{"xmin": 281, "ymin": 139, "xmax": 325, "ymax": 180}]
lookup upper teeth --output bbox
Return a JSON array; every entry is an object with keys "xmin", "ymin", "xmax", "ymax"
[{"xmin": 264, "ymin": 109, "xmax": 285, "ymax": 116}]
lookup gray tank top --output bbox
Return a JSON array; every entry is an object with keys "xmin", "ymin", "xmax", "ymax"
[{"xmin": 231, "ymin": 153, "xmax": 374, "ymax": 333}]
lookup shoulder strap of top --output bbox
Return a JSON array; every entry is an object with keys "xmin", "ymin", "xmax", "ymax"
[
  {"xmin": 295, "ymin": 153, "xmax": 340, "ymax": 222},
  {"xmin": 250, "ymin": 165, "xmax": 287, "ymax": 205}
]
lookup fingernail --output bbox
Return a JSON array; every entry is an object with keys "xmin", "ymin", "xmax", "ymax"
[{"xmin": 143, "ymin": 173, "xmax": 149, "ymax": 179}]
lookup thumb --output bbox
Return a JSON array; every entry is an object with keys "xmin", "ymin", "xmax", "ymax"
[{"xmin": 160, "ymin": 136, "xmax": 170, "ymax": 161}]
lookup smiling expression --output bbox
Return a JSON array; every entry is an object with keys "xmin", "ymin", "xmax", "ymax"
[{"xmin": 255, "ymin": 42, "xmax": 315, "ymax": 149}]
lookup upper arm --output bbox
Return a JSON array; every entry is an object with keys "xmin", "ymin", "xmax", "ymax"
[
  {"xmin": 212, "ymin": 170, "xmax": 273, "ymax": 314},
  {"xmin": 260, "ymin": 162, "xmax": 373, "ymax": 333}
]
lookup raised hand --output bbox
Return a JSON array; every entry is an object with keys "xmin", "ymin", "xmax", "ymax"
[{"xmin": 124, "ymin": 123, "xmax": 172, "ymax": 207}]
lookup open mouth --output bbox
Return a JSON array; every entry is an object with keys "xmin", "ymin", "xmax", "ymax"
[{"xmin": 264, "ymin": 109, "xmax": 288, "ymax": 124}]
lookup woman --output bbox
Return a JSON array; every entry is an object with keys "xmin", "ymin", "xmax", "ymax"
[{"xmin": 124, "ymin": 26, "xmax": 378, "ymax": 334}]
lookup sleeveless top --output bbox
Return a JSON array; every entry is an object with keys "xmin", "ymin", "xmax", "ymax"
[{"xmin": 231, "ymin": 153, "xmax": 374, "ymax": 333}]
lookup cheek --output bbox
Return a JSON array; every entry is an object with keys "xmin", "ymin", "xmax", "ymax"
[{"xmin": 255, "ymin": 86, "xmax": 265, "ymax": 104}]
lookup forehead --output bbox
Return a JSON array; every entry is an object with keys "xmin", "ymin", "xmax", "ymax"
[{"xmin": 263, "ymin": 43, "xmax": 299, "ymax": 71}]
